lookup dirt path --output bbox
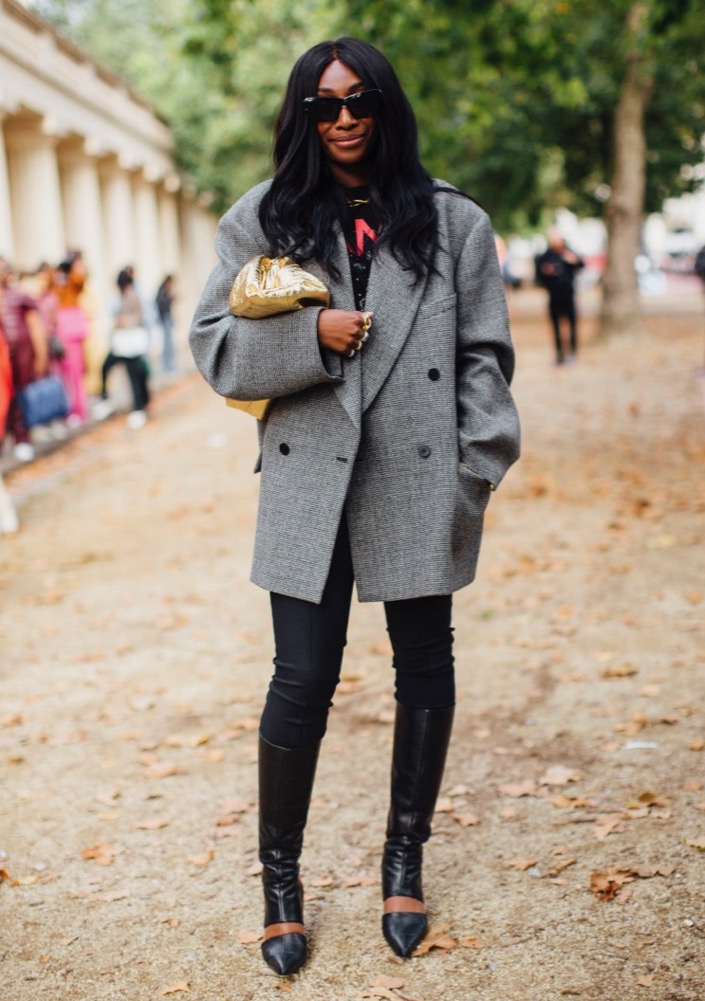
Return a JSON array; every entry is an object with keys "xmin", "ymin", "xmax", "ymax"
[{"xmin": 1, "ymin": 294, "xmax": 704, "ymax": 1001}]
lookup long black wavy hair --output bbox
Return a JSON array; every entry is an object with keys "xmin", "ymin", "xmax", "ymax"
[{"xmin": 258, "ymin": 37, "xmax": 439, "ymax": 282}]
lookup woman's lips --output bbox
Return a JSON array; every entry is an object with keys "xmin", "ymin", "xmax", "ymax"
[{"xmin": 331, "ymin": 134, "xmax": 366, "ymax": 148}]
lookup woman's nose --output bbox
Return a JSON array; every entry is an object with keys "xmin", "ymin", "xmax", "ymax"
[{"xmin": 336, "ymin": 105, "xmax": 356, "ymax": 127}]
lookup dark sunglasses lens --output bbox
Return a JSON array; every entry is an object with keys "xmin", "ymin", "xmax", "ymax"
[
  {"xmin": 347, "ymin": 90, "xmax": 381, "ymax": 119},
  {"xmin": 305, "ymin": 90, "xmax": 382, "ymax": 122},
  {"xmin": 307, "ymin": 98, "xmax": 340, "ymax": 122}
]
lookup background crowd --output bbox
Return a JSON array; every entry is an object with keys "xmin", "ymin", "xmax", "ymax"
[{"xmin": 0, "ymin": 252, "xmax": 176, "ymax": 532}]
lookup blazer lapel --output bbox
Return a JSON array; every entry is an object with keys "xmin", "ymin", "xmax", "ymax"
[
  {"xmin": 360, "ymin": 246, "xmax": 429, "ymax": 413},
  {"xmin": 308, "ymin": 227, "xmax": 363, "ymax": 430}
]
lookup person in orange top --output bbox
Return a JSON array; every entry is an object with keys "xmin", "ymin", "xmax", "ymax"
[{"xmin": 53, "ymin": 251, "xmax": 90, "ymax": 423}]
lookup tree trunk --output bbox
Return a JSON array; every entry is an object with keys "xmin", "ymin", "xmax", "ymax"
[{"xmin": 599, "ymin": 7, "xmax": 654, "ymax": 340}]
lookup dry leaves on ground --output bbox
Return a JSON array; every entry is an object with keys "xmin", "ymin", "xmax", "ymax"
[
  {"xmin": 498, "ymin": 779, "xmax": 537, "ymax": 798},
  {"xmin": 590, "ymin": 864, "xmax": 675, "ymax": 902},
  {"xmin": 161, "ymin": 982, "xmax": 190, "ymax": 995},
  {"xmin": 412, "ymin": 920, "xmax": 459, "ymax": 956},
  {"xmin": 81, "ymin": 843, "xmax": 122, "ymax": 865}
]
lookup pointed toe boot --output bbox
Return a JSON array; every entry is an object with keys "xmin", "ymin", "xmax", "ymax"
[
  {"xmin": 381, "ymin": 704, "xmax": 454, "ymax": 957},
  {"xmin": 258, "ymin": 735, "xmax": 320, "ymax": 976}
]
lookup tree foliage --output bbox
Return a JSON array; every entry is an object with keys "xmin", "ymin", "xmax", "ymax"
[{"xmin": 32, "ymin": 0, "xmax": 705, "ymax": 237}]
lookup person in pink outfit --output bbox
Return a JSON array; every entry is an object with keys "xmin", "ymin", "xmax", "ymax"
[{"xmin": 53, "ymin": 252, "xmax": 89, "ymax": 424}]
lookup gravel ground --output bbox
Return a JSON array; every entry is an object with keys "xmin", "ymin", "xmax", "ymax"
[{"xmin": 1, "ymin": 290, "xmax": 704, "ymax": 1001}]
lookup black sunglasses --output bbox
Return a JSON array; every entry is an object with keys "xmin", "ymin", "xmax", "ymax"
[{"xmin": 303, "ymin": 89, "xmax": 383, "ymax": 123}]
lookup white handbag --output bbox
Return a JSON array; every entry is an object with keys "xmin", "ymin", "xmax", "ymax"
[{"xmin": 112, "ymin": 325, "xmax": 149, "ymax": 358}]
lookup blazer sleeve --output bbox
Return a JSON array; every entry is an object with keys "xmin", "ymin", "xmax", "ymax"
[
  {"xmin": 189, "ymin": 192, "xmax": 343, "ymax": 402},
  {"xmin": 455, "ymin": 211, "xmax": 521, "ymax": 488}
]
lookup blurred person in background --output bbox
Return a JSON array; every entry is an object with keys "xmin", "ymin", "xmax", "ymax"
[
  {"xmin": 535, "ymin": 228, "xmax": 584, "ymax": 365},
  {"xmin": 98, "ymin": 268, "xmax": 151, "ymax": 429},
  {"xmin": 0, "ymin": 315, "xmax": 19, "ymax": 533},
  {"xmin": 53, "ymin": 251, "xmax": 90, "ymax": 425},
  {"xmin": 156, "ymin": 274, "xmax": 176, "ymax": 373},
  {"xmin": 695, "ymin": 243, "xmax": 705, "ymax": 373},
  {"xmin": 0, "ymin": 257, "xmax": 48, "ymax": 462}
]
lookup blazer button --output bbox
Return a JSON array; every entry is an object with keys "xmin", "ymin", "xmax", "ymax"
[
  {"xmin": 417, "ymin": 445, "xmax": 432, "ymax": 458},
  {"xmin": 428, "ymin": 368, "xmax": 440, "ymax": 381},
  {"xmin": 279, "ymin": 443, "xmax": 290, "ymax": 455}
]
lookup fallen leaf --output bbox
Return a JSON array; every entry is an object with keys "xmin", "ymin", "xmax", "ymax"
[
  {"xmin": 461, "ymin": 936, "xmax": 484, "ymax": 948},
  {"xmin": 689, "ymin": 740, "xmax": 705, "ymax": 751},
  {"xmin": 342, "ymin": 876, "xmax": 376, "ymax": 887},
  {"xmin": 219, "ymin": 797, "xmax": 255, "ymax": 814},
  {"xmin": 547, "ymin": 858, "xmax": 577, "ymax": 877},
  {"xmin": 412, "ymin": 920, "xmax": 459, "ymax": 956},
  {"xmin": 359, "ymin": 990, "xmax": 398, "ymax": 1000},
  {"xmin": 686, "ymin": 838, "xmax": 705, "ymax": 851},
  {"xmin": 161, "ymin": 983, "xmax": 190, "ymax": 995},
  {"xmin": 81, "ymin": 843, "xmax": 122, "ymax": 866},
  {"xmin": 187, "ymin": 850, "xmax": 214, "ymax": 866},
  {"xmin": 636, "ymin": 975, "xmax": 654, "ymax": 987},
  {"xmin": 0, "ymin": 868, "xmax": 16, "ymax": 885},
  {"xmin": 594, "ymin": 814, "xmax": 624, "ymax": 840},
  {"xmin": 498, "ymin": 779, "xmax": 537, "ymax": 798},
  {"xmin": 601, "ymin": 663, "xmax": 638, "ymax": 679},
  {"xmin": 539, "ymin": 765, "xmax": 581, "ymax": 786},
  {"xmin": 451, "ymin": 812, "xmax": 480, "ymax": 827},
  {"xmin": 135, "ymin": 818, "xmax": 170, "ymax": 830},
  {"xmin": 101, "ymin": 890, "xmax": 131, "ymax": 902},
  {"xmin": 143, "ymin": 761, "xmax": 181, "ymax": 780},
  {"xmin": 506, "ymin": 859, "xmax": 538, "ymax": 871},
  {"xmin": 370, "ymin": 976, "xmax": 405, "ymax": 989},
  {"xmin": 435, "ymin": 797, "xmax": 454, "ymax": 813},
  {"xmin": 238, "ymin": 929, "xmax": 262, "ymax": 944},
  {"xmin": 589, "ymin": 868, "xmax": 636, "ymax": 902}
]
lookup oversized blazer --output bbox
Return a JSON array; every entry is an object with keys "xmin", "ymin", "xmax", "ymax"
[{"xmin": 189, "ymin": 180, "xmax": 520, "ymax": 604}]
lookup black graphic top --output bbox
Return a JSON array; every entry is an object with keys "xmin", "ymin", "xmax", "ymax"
[{"xmin": 341, "ymin": 185, "xmax": 379, "ymax": 311}]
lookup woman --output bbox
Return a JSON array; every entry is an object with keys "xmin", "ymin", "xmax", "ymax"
[
  {"xmin": 53, "ymin": 252, "xmax": 90, "ymax": 424},
  {"xmin": 190, "ymin": 38, "xmax": 520, "ymax": 975},
  {"xmin": 0, "ymin": 257, "xmax": 48, "ymax": 462},
  {"xmin": 100, "ymin": 269, "xmax": 151, "ymax": 429}
]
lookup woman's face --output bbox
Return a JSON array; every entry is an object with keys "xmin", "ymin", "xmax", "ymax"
[{"xmin": 315, "ymin": 59, "xmax": 377, "ymax": 186}]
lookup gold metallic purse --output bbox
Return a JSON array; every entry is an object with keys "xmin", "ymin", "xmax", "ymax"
[
  {"xmin": 225, "ymin": 256, "xmax": 330, "ymax": 419},
  {"xmin": 229, "ymin": 255, "xmax": 329, "ymax": 319}
]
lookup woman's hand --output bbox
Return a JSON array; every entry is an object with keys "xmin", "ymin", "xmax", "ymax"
[{"xmin": 317, "ymin": 309, "xmax": 373, "ymax": 357}]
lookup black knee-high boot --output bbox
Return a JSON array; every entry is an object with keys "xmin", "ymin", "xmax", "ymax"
[
  {"xmin": 259, "ymin": 734, "xmax": 320, "ymax": 975},
  {"xmin": 382, "ymin": 704, "xmax": 455, "ymax": 957}
]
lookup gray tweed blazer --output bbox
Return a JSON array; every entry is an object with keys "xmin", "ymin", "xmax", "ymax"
[{"xmin": 189, "ymin": 180, "xmax": 520, "ymax": 603}]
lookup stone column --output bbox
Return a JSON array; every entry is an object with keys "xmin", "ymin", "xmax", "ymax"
[
  {"xmin": 99, "ymin": 159, "xmax": 136, "ymax": 283},
  {"xmin": 179, "ymin": 198, "xmax": 217, "ymax": 338},
  {"xmin": 5, "ymin": 118, "xmax": 65, "ymax": 270},
  {"xmin": 0, "ymin": 112, "xmax": 15, "ymax": 260},
  {"xmin": 132, "ymin": 172, "xmax": 162, "ymax": 307},
  {"xmin": 157, "ymin": 179, "xmax": 182, "ymax": 277}
]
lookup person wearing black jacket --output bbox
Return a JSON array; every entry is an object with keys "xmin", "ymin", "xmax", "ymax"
[{"xmin": 535, "ymin": 229, "xmax": 584, "ymax": 364}]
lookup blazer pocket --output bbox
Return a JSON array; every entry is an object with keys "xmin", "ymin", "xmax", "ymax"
[{"xmin": 416, "ymin": 293, "xmax": 457, "ymax": 320}]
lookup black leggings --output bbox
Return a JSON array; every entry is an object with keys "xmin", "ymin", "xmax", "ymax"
[
  {"xmin": 260, "ymin": 519, "xmax": 455, "ymax": 749},
  {"xmin": 101, "ymin": 354, "xmax": 151, "ymax": 411}
]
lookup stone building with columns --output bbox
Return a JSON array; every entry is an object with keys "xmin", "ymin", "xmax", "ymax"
[{"xmin": 0, "ymin": 0, "xmax": 217, "ymax": 361}]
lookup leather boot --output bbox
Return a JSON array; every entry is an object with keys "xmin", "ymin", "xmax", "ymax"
[
  {"xmin": 382, "ymin": 704, "xmax": 455, "ymax": 957},
  {"xmin": 259, "ymin": 734, "xmax": 320, "ymax": 975}
]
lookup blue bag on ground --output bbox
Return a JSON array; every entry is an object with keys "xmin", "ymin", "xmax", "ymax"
[{"xmin": 18, "ymin": 375, "xmax": 70, "ymax": 428}]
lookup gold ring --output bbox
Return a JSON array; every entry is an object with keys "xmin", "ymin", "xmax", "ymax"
[{"xmin": 361, "ymin": 313, "xmax": 372, "ymax": 332}]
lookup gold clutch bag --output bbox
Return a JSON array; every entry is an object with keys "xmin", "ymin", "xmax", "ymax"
[{"xmin": 226, "ymin": 256, "xmax": 330, "ymax": 419}]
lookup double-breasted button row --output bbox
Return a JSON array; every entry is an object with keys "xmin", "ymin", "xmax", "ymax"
[
  {"xmin": 417, "ymin": 445, "xmax": 432, "ymax": 458},
  {"xmin": 279, "ymin": 443, "xmax": 290, "ymax": 455},
  {"xmin": 428, "ymin": 368, "xmax": 441, "ymax": 381}
]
